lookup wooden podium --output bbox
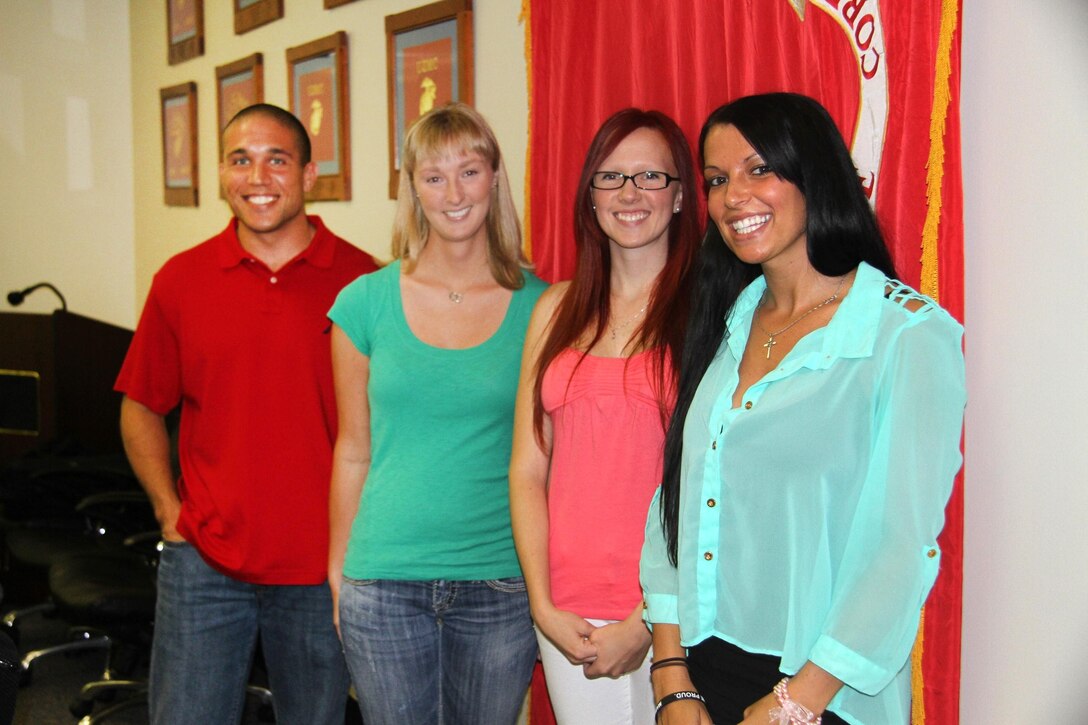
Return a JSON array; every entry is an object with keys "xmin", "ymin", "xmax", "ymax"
[{"xmin": 0, "ymin": 311, "xmax": 132, "ymax": 465}]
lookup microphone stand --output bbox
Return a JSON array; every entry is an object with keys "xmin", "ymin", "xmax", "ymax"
[{"xmin": 6, "ymin": 282, "xmax": 68, "ymax": 312}]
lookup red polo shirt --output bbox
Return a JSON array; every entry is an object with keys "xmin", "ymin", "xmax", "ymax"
[{"xmin": 116, "ymin": 216, "xmax": 378, "ymax": 584}]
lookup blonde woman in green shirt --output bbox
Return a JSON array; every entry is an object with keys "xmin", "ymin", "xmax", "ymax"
[
  {"xmin": 328, "ymin": 103, "xmax": 545, "ymax": 725},
  {"xmin": 640, "ymin": 93, "xmax": 965, "ymax": 725}
]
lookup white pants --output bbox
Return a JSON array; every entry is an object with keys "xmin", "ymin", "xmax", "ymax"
[{"xmin": 536, "ymin": 618, "xmax": 655, "ymax": 725}]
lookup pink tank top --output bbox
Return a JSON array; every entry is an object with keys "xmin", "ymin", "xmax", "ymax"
[{"xmin": 542, "ymin": 347, "xmax": 672, "ymax": 620}]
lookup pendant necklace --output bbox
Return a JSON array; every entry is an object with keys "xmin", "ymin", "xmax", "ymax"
[
  {"xmin": 755, "ymin": 276, "xmax": 846, "ymax": 359},
  {"xmin": 446, "ymin": 268, "xmax": 488, "ymax": 303},
  {"xmin": 609, "ymin": 303, "xmax": 648, "ymax": 342}
]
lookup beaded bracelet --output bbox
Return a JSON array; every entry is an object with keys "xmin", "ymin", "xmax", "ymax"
[
  {"xmin": 768, "ymin": 677, "xmax": 822, "ymax": 725},
  {"xmin": 649, "ymin": 656, "xmax": 688, "ymax": 673},
  {"xmin": 654, "ymin": 690, "xmax": 705, "ymax": 722}
]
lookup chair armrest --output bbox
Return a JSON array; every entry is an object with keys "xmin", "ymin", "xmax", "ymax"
[{"xmin": 75, "ymin": 491, "xmax": 149, "ymax": 513}]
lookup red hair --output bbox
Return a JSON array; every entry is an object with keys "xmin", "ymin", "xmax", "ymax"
[{"xmin": 532, "ymin": 109, "xmax": 702, "ymax": 438}]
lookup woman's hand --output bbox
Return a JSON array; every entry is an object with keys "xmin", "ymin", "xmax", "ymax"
[
  {"xmin": 582, "ymin": 606, "xmax": 651, "ymax": 678},
  {"xmin": 740, "ymin": 663, "xmax": 841, "ymax": 724},
  {"xmin": 534, "ymin": 605, "xmax": 599, "ymax": 665},
  {"xmin": 739, "ymin": 690, "xmax": 777, "ymax": 724}
]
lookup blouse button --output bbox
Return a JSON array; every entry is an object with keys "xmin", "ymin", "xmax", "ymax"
[
  {"xmin": 711, "ymin": 440, "xmax": 717, "ymax": 450},
  {"xmin": 703, "ymin": 552, "xmax": 713, "ymax": 561},
  {"xmin": 927, "ymin": 548, "xmax": 938, "ymax": 558},
  {"xmin": 744, "ymin": 401, "xmax": 753, "ymax": 410},
  {"xmin": 706, "ymin": 499, "xmax": 716, "ymax": 508},
  {"xmin": 270, "ymin": 276, "xmax": 278, "ymax": 284}
]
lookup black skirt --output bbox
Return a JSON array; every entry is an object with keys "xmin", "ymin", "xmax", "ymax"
[{"xmin": 687, "ymin": 637, "xmax": 848, "ymax": 724}]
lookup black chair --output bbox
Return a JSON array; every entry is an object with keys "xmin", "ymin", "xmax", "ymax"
[
  {"xmin": 0, "ymin": 454, "xmax": 140, "ymax": 624},
  {"xmin": 1, "ymin": 468, "xmax": 145, "ymax": 643},
  {"xmin": 7, "ymin": 490, "xmax": 158, "ymax": 723},
  {"xmin": 22, "ymin": 495, "xmax": 273, "ymax": 724},
  {"xmin": 49, "ymin": 545, "xmax": 157, "ymax": 723}
]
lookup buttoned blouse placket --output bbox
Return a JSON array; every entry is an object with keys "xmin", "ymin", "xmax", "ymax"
[{"xmin": 691, "ymin": 293, "xmax": 836, "ymax": 636}]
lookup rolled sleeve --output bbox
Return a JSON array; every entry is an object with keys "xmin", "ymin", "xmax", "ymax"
[{"xmin": 640, "ymin": 486, "xmax": 680, "ymax": 625}]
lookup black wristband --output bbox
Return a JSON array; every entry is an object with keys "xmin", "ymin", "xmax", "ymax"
[
  {"xmin": 655, "ymin": 690, "xmax": 705, "ymax": 722},
  {"xmin": 649, "ymin": 656, "xmax": 688, "ymax": 673}
]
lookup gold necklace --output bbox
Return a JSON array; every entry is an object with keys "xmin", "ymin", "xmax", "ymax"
[
  {"xmin": 755, "ymin": 276, "xmax": 846, "ymax": 359},
  {"xmin": 608, "ymin": 303, "xmax": 647, "ymax": 342},
  {"xmin": 445, "ymin": 266, "xmax": 491, "ymax": 304}
]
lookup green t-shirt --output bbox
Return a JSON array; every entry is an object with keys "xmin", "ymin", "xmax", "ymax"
[{"xmin": 329, "ymin": 260, "xmax": 547, "ymax": 580}]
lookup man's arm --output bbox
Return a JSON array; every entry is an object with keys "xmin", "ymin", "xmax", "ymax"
[{"xmin": 120, "ymin": 396, "xmax": 183, "ymax": 542}]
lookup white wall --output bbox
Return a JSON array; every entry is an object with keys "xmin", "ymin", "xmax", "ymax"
[
  {"xmin": 0, "ymin": 0, "xmax": 135, "ymax": 327},
  {"xmin": 960, "ymin": 1, "xmax": 1088, "ymax": 720}
]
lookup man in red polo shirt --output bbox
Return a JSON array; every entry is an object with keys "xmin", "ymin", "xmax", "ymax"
[{"xmin": 116, "ymin": 104, "xmax": 377, "ymax": 725}]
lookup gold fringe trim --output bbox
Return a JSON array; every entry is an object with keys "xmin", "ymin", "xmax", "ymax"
[
  {"xmin": 912, "ymin": 7, "xmax": 959, "ymax": 722},
  {"xmin": 919, "ymin": 0, "xmax": 959, "ymax": 303},
  {"xmin": 911, "ymin": 607, "xmax": 927, "ymax": 724},
  {"xmin": 519, "ymin": 0, "xmax": 533, "ymax": 260}
]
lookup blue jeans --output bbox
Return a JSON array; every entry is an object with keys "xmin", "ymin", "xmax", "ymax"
[
  {"xmin": 150, "ymin": 542, "xmax": 349, "ymax": 725},
  {"xmin": 339, "ymin": 578, "xmax": 537, "ymax": 725}
]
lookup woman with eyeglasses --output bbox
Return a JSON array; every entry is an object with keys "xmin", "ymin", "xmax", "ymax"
[
  {"xmin": 510, "ymin": 108, "xmax": 701, "ymax": 724},
  {"xmin": 328, "ymin": 103, "xmax": 545, "ymax": 724},
  {"xmin": 640, "ymin": 93, "xmax": 965, "ymax": 725}
]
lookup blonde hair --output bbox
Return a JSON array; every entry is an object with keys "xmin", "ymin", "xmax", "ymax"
[{"xmin": 391, "ymin": 102, "xmax": 530, "ymax": 289}]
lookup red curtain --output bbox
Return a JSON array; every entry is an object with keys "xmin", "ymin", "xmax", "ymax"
[{"xmin": 524, "ymin": 1, "xmax": 964, "ymax": 723}]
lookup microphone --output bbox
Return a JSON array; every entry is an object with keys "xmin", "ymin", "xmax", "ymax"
[{"xmin": 6, "ymin": 282, "xmax": 68, "ymax": 312}]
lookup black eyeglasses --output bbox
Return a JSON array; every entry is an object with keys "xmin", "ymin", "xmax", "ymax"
[{"xmin": 590, "ymin": 171, "xmax": 679, "ymax": 191}]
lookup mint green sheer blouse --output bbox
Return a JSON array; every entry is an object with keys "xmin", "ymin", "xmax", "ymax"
[{"xmin": 640, "ymin": 262, "xmax": 965, "ymax": 724}]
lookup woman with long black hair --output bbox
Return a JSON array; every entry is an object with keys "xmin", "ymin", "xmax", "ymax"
[{"xmin": 641, "ymin": 93, "xmax": 965, "ymax": 725}]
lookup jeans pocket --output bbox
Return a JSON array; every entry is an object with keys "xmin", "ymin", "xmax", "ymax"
[
  {"xmin": 484, "ymin": 576, "xmax": 528, "ymax": 594},
  {"xmin": 342, "ymin": 576, "xmax": 380, "ymax": 587}
]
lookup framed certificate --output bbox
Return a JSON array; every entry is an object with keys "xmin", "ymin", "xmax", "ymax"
[
  {"xmin": 287, "ymin": 32, "xmax": 351, "ymax": 201},
  {"xmin": 386, "ymin": 0, "xmax": 474, "ymax": 198},
  {"xmin": 167, "ymin": 0, "xmax": 203, "ymax": 64},
  {"xmin": 234, "ymin": 0, "xmax": 283, "ymax": 35},
  {"xmin": 216, "ymin": 54, "xmax": 264, "ymax": 153},
  {"xmin": 160, "ymin": 82, "xmax": 199, "ymax": 207}
]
